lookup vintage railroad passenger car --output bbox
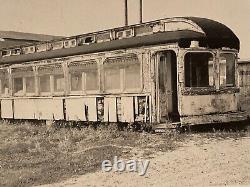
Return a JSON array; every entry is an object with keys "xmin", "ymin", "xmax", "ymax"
[{"xmin": 0, "ymin": 17, "xmax": 248, "ymax": 129}]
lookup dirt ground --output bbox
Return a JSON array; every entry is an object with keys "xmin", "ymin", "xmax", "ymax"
[
  {"xmin": 1, "ymin": 121, "xmax": 250, "ymax": 187},
  {"xmin": 41, "ymin": 133, "xmax": 250, "ymax": 187}
]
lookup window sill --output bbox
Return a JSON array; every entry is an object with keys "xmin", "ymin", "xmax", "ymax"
[{"xmin": 182, "ymin": 87, "xmax": 239, "ymax": 95}]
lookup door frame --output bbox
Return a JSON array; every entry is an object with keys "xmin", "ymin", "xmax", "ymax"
[{"xmin": 155, "ymin": 50, "xmax": 179, "ymax": 123}]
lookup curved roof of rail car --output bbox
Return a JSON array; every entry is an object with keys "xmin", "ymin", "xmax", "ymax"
[{"xmin": 0, "ymin": 17, "xmax": 239, "ymax": 64}]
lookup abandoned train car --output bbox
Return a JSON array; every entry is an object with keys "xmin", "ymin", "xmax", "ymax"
[{"xmin": 0, "ymin": 17, "xmax": 248, "ymax": 128}]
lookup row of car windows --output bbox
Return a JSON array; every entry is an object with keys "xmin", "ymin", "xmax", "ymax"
[{"xmin": 0, "ymin": 60, "xmax": 141, "ymax": 96}]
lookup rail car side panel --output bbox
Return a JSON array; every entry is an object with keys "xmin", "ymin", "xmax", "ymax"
[
  {"xmin": 35, "ymin": 98, "xmax": 64, "ymax": 120},
  {"xmin": 104, "ymin": 97, "xmax": 117, "ymax": 122},
  {"xmin": 180, "ymin": 94, "xmax": 238, "ymax": 116},
  {"xmin": 14, "ymin": 99, "xmax": 36, "ymax": 119},
  {"xmin": 65, "ymin": 98, "xmax": 86, "ymax": 121},
  {"xmin": 1, "ymin": 99, "xmax": 13, "ymax": 119}
]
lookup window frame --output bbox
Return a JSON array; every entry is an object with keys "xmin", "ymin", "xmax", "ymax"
[
  {"xmin": 184, "ymin": 50, "xmax": 216, "ymax": 88},
  {"xmin": 103, "ymin": 55, "xmax": 143, "ymax": 94},
  {"xmin": 37, "ymin": 63, "xmax": 65, "ymax": 96},
  {"xmin": 12, "ymin": 67, "xmax": 36, "ymax": 97},
  {"xmin": 103, "ymin": 65, "xmax": 123, "ymax": 93},
  {"xmin": 218, "ymin": 52, "xmax": 237, "ymax": 88},
  {"xmin": 68, "ymin": 61, "xmax": 99, "ymax": 95}
]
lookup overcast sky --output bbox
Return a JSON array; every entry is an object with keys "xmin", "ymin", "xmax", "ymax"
[{"xmin": 0, "ymin": 0, "xmax": 249, "ymax": 59}]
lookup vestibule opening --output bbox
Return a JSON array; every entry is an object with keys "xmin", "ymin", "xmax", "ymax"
[{"xmin": 158, "ymin": 50, "xmax": 179, "ymax": 123}]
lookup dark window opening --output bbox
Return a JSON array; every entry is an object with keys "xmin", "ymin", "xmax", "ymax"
[
  {"xmin": 185, "ymin": 52, "xmax": 214, "ymax": 87},
  {"xmin": 14, "ymin": 78, "xmax": 23, "ymax": 95},
  {"xmin": 219, "ymin": 53, "xmax": 235, "ymax": 87},
  {"xmin": 85, "ymin": 37, "xmax": 94, "ymax": 43}
]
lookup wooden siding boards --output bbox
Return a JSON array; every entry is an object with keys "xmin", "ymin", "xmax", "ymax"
[
  {"xmin": 1, "ymin": 99, "xmax": 13, "ymax": 118},
  {"xmin": 104, "ymin": 97, "xmax": 117, "ymax": 122}
]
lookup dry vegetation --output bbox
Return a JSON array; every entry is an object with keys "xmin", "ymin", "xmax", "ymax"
[
  {"xmin": 0, "ymin": 121, "xmax": 184, "ymax": 187},
  {"xmin": 0, "ymin": 120, "xmax": 249, "ymax": 187}
]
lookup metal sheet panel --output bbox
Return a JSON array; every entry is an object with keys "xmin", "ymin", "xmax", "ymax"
[
  {"xmin": 1, "ymin": 99, "xmax": 13, "ymax": 119},
  {"xmin": 104, "ymin": 97, "xmax": 117, "ymax": 122},
  {"xmin": 65, "ymin": 98, "xmax": 86, "ymax": 121}
]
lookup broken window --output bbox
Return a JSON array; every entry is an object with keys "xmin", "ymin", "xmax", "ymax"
[
  {"xmin": 26, "ymin": 77, "xmax": 35, "ymax": 93},
  {"xmin": 14, "ymin": 78, "xmax": 23, "ymax": 95},
  {"xmin": 39, "ymin": 75, "xmax": 50, "ymax": 93},
  {"xmin": 219, "ymin": 53, "xmax": 235, "ymax": 87},
  {"xmin": 184, "ymin": 52, "xmax": 214, "ymax": 87}
]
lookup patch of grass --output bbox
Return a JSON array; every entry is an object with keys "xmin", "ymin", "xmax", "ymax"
[
  {"xmin": 2, "ymin": 120, "xmax": 248, "ymax": 186},
  {"xmin": 0, "ymin": 121, "xmax": 182, "ymax": 187}
]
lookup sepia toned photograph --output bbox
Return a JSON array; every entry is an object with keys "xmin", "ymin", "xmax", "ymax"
[{"xmin": 0, "ymin": 0, "xmax": 250, "ymax": 186}]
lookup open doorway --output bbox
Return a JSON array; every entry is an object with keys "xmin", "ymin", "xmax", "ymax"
[{"xmin": 158, "ymin": 50, "xmax": 179, "ymax": 123}]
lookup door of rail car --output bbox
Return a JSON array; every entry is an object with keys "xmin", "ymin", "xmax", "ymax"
[{"xmin": 157, "ymin": 51, "xmax": 179, "ymax": 123}]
